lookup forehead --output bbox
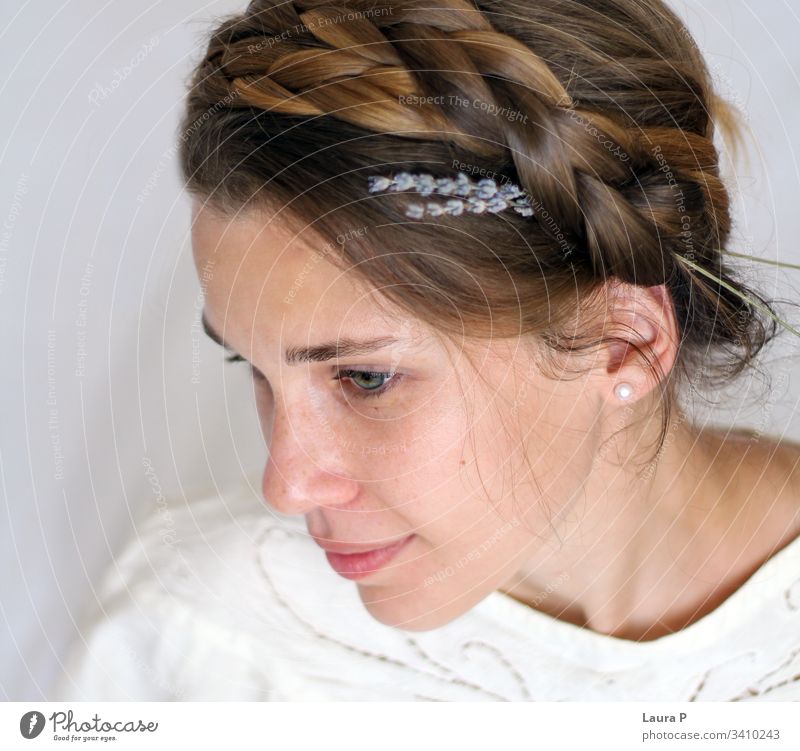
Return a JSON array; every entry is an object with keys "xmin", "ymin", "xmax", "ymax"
[
  {"xmin": 191, "ymin": 201, "xmax": 339, "ymax": 296},
  {"xmin": 190, "ymin": 201, "xmax": 422, "ymax": 350}
]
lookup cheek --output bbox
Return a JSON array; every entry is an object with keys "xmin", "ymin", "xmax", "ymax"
[
  {"xmin": 386, "ymin": 405, "xmax": 521, "ymax": 554},
  {"xmin": 339, "ymin": 371, "xmax": 473, "ymax": 476},
  {"xmin": 345, "ymin": 392, "xmax": 478, "ymax": 532},
  {"xmin": 410, "ymin": 390, "xmax": 590, "ymax": 566}
]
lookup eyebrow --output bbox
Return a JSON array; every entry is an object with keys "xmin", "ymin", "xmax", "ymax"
[{"xmin": 201, "ymin": 311, "xmax": 401, "ymax": 366}]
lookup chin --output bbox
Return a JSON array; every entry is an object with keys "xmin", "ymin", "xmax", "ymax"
[{"xmin": 356, "ymin": 582, "xmax": 474, "ymax": 632}]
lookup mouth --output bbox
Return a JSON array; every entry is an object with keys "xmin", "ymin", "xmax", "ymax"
[{"xmin": 318, "ymin": 534, "xmax": 416, "ymax": 581}]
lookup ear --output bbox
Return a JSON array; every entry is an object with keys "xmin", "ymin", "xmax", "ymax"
[{"xmin": 597, "ymin": 280, "xmax": 680, "ymax": 404}]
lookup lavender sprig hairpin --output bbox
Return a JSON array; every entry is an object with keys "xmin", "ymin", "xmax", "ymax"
[
  {"xmin": 367, "ymin": 171, "xmax": 535, "ymax": 219},
  {"xmin": 367, "ymin": 169, "xmax": 581, "ymax": 260}
]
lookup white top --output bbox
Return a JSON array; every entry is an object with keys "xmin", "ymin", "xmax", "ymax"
[{"xmin": 54, "ymin": 482, "xmax": 800, "ymax": 701}]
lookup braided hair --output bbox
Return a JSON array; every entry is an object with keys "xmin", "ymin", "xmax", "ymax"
[{"xmin": 179, "ymin": 0, "xmax": 778, "ymax": 423}]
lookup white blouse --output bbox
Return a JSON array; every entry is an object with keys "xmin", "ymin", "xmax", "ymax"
[{"xmin": 54, "ymin": 482, "xmax": 800, "ymax": 701}]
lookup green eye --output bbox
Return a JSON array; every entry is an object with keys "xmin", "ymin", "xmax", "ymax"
[
  {"xmin": 226, "ymin": 354, "xmax": 400, "ymax": 400},
  {"xmin": 350, "ymin": 371, "xmax": 389, "ymax": 390},
  {"xmin": 335, "ymin": 369, "xmax": 399, "ymax": 399}
]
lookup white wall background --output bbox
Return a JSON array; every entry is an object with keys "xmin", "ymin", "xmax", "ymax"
[{"xmin": 1, "ymin": 0, "xmax": 799, "ymax": 700}]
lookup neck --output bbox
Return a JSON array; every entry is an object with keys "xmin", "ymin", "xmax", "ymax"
[{"xmin": 499, "ymin": 408, "xmax": 776, "ymax": 641}]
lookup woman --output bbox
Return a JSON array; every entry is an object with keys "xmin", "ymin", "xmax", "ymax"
[{"xmin": 57, "ymin": 0, "xmax": 800, "ymax": 700}]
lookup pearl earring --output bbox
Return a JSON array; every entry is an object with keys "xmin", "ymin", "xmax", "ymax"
[{"xmin": 614, "ymin": 382, "xmax": 634, "ymax": 401}]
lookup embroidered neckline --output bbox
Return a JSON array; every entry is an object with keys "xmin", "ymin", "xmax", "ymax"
[{"xmin": 477, "ymin": 530, "xmax": 800, "ymax": 655}]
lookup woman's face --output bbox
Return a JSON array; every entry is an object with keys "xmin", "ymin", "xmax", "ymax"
[{"xmin": 191, "ymin": 201, "xmax": 603, "ymax": 631}]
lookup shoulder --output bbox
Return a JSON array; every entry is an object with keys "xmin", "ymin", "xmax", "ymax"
[
  {"xmin": 90, "ymin": 485, "xmax": 292, "ymax": 609},
  {"xmin": 703, "ymin": 427, "xmax": 800, "ymax": 551},
  {"xmin": 53, "ymin": 485, "xmax": 316, "ymax": 700},
  {"xmin": 748, "ymin": 433, "xmax": 800, "ymax": 550}
]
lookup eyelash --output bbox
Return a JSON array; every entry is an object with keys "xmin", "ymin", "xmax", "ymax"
[{"xmin": 224, "ymin": 353, "xmax": 400, "ymax": 400}]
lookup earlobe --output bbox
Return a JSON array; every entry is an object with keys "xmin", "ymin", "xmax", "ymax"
[{"xmin": 614, "ymin": 382, "xmax": 635, "ymax": 401}]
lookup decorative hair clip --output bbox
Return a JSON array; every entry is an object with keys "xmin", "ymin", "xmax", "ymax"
[
  {"xmin": 367, "ymin": 171, "xmax": 534, "ymax": 219},
  {"xmin": 367, "ymin": 169, "xmax": 582, "ymax": 260}
]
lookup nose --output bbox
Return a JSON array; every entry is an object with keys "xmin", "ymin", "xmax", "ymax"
[{"xmin": 261, "ymin": 400, "xmax": 361, "ymax": 516}]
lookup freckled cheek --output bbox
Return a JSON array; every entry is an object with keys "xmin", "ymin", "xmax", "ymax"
[
  {"xmin": 251, "ymin": 382, "xmax": 472, "ymax": 492},
  {"xmin": 340, "ymin": 395, "xmax": 452, "ymax": 461},
  {"xmin": 251, "ymin": 386, "xmax": 419, "ymax": 467},
  {"xmin": 315, "ymin": 411, "xmax": 413, "ymax": 467},
  {"xmin": 344, "ymin": 421, "xmax": 469, "ymax": 523},
  {"xmin": 387, "ymin": 447, "xmax": 478, "ymax": 540}
]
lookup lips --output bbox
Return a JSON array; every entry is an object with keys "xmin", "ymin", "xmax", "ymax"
[
  {"xmin": 318, "ymin": 534, "xmax": 415, "ymax": 580},
  {"xmin": 312, "ymin": 535, "xmax": 408, "ymax": 555}
]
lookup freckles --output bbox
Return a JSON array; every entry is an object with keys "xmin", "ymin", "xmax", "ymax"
[{"xmin": 339, "ymin": 427, "xmax": 411, "ymax": 464}]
